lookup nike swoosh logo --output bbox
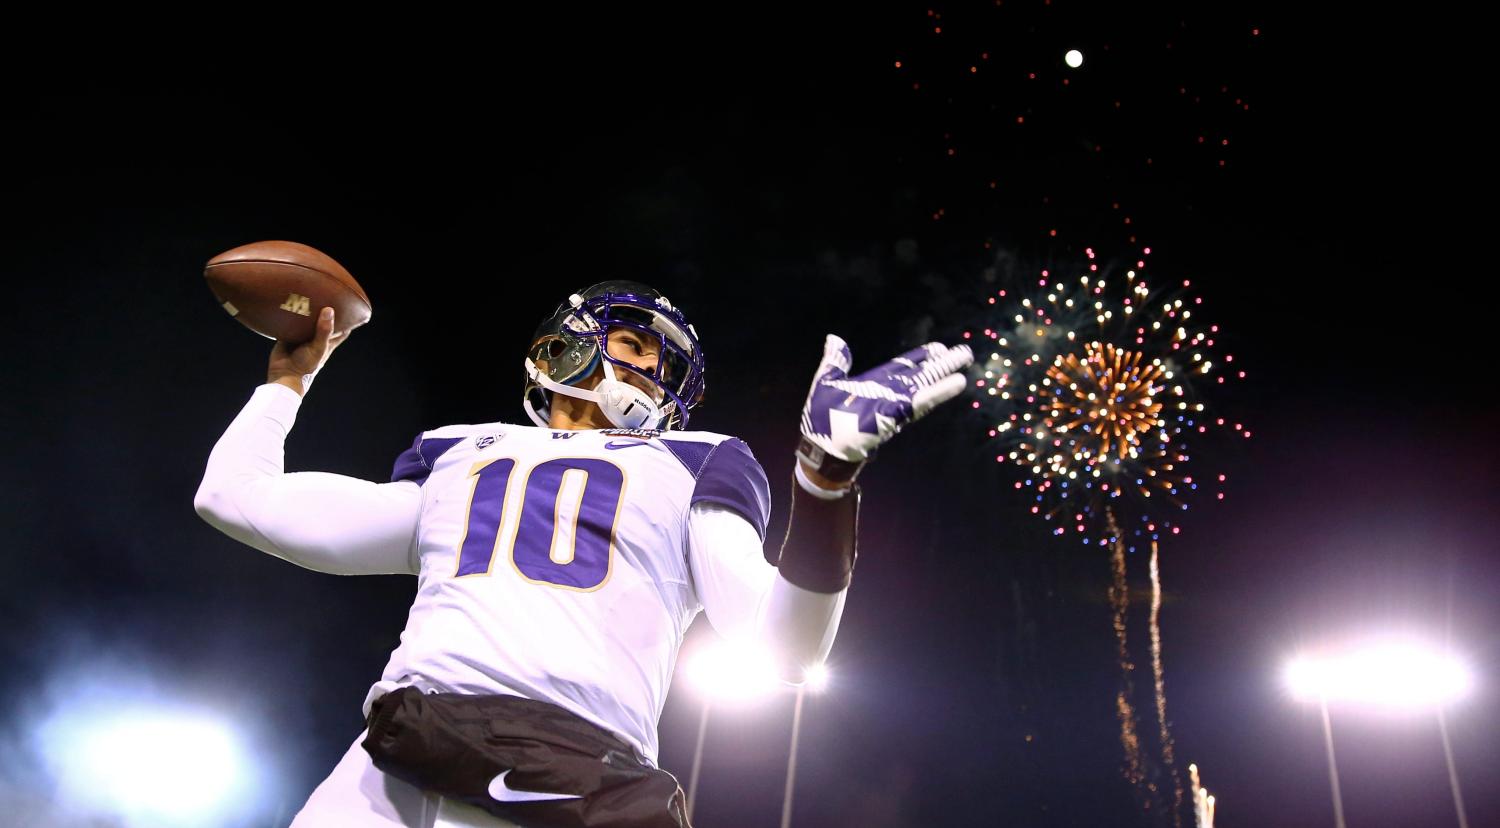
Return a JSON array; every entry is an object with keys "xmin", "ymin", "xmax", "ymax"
[
  {"xmin": 487, "ymin": 770, "xmax": 583, "ymax": 803},
  {"xmin": 604, "ymin": 441, "xmax": 649, "ymax": 450}
]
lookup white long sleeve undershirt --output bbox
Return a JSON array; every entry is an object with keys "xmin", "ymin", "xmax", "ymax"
[{"xmin": 194, "ymin": 383, "xmax": 845, "ymax": 673}]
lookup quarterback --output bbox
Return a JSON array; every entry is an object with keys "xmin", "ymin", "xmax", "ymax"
[{"xmin": 194, "ymin": 281, "xmax": 971, "ymax": 827}]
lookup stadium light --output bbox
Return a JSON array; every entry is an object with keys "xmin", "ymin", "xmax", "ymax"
[
  {"xmin": 1285, "ymin": 638, "xmax": 1473, "ymax": 709},
  {"xmin": 780, "ymin": 663, "xmax": 835, "ymax": 828},
  {"xmin": 803, "ymin": 662, "xmax": 831, "ymax": 693},
  {"xmin": 684, "ymin": 638, "xmax": 785, "ymax": 822},
  {"xmin": 683, "ymin": 639, "xmax": 832, "ymax": 824},
  {"xmin": 684, "ymin": 639, "xmax": 781, "ymax": 705},
  {"xmin": 40, "ymin": 704, "xmax": 251, "ymax": 827},
  {"xmin": 1285, "ymin": 636, "xmax": 1476, "ymax": 828}
]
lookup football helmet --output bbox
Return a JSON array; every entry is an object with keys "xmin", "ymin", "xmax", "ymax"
[{"xmin": 523, "ymin": 281, "xmax": 706, "ymax": 430}]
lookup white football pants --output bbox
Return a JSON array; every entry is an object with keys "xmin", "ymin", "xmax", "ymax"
[{"xmin": 289, "ymin": 729, "xmax": 520, "ymax": 828}]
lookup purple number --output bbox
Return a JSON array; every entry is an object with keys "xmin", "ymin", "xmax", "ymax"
[
  {"xmin": 456, "ymin": 458, "xmax": 517, "ymax": 576},
  {"xmin": 512, "ymin": 458, "xmax": 624, "ymax": 589},
  {"xmin": 456, "ymin": 457, "xmax": 625, "ymax": 590}
]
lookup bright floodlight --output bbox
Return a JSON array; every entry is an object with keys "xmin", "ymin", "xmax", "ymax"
[
  {"xmin": 41, "ymin": 705, "xmax": 248, "ymax": 826},
  {"xmin": 1286, "ymin": 638, "xmax": 1474, "ymax": 709},
  {"xmin": 686, "ymin": 639, "xmax": 780, "ymax": 703},
  {"xmin": 1065, "ymin": 49, "xmax": 1084, "ymax": 68},
  {"xmin": 804, "ymin": 662, "xmax": 831, "ymax": 693}
]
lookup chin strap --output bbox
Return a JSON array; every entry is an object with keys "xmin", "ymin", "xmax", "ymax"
[{"xmin": 525, "ymin": 357, "xmax": 664, "ymax": 430}]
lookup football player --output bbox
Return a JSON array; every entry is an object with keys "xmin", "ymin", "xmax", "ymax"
[{"xmin": 194, "ymin": 281, "xmax": 971, "ymax": 827}]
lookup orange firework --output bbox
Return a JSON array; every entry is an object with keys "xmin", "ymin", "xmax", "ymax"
[
  {"xmin": 1043, "ymin": 342, "xmax": 1165, "ymax": 466},
  {"xmin": 971, "ymin": 247, "xmax": 1247, "ymax": 545}
]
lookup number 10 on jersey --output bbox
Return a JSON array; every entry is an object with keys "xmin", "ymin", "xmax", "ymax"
[{"xmin": 455, "ymin": 457, "xmax": 626, "ymax": 591}]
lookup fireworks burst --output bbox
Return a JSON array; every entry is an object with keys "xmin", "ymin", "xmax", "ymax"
[
  {"xmin": 968, "ymin": 246, "xmax": 1248, "ymax": 547},
  {"xmin": 969, "ymin": 245, "xmax": 1248, "ymax": 824}
]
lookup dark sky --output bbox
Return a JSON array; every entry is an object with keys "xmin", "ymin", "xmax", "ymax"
[{"xmin": 3, "ymin": 5, "xmax": 1494, "ymax": 827}]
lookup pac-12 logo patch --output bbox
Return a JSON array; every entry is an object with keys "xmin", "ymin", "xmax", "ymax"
[{"xmin": 601, "ymin": 427, "xmax": 660, "ymax": 440}]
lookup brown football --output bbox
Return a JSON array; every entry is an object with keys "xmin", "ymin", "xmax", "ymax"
[{"xmin": 204, "ymin": 240, "xmax": 372, "ymax": 343}]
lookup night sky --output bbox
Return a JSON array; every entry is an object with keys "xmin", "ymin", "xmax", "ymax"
[{"xmin": 3, "ymin": 5, "xmax": 1495, "ymax": 827}]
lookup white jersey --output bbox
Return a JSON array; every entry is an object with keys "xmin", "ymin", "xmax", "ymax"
[
  {"xmin": 195, "ymin": 384, "xmax": 844, "ymax": 772},
  {"xmin": 374, "ymin": 423, "xmax": 770, "ymax": 764}
]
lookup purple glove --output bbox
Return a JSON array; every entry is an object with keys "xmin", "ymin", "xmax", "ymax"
[{"xmin": 797, "ymin": 334, "xmax": 974, "ymax": 476}]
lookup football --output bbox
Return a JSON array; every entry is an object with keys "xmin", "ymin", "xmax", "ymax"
[{"xmin": 204, "ymin": 241, "xmax": 372, "ymax": 343}]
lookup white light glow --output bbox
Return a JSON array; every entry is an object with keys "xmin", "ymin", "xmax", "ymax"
[
  {"xmin": 1286, "ymin": 638, "xmax": 1474, "ymax": 709},
  {"xmin": 805, "ymin": 663, "xmax": 831, "ymax": 693},
  {"xmin": 40, "ymin": 705, "xmax": 249, "ymax": 826},
  {"xmin": 686, "ymin": 639, "xmax": 781, "ymax": 704},
  {"xmin": 1065, "ymin": 50, "xmax": 1084, "ymax": 68}
]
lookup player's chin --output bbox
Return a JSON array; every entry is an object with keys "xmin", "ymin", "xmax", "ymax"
[{"xmin": 622, "ymin": 376, "xmax": 664, "ymax": 403}]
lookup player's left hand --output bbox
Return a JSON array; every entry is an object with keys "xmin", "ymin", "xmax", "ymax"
[{"xmin": 797, "ymin": 334, "xmax": 973, "ymax": 479}]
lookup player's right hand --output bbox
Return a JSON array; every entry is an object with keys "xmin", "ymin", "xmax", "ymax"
[{"xmin": 267, "ymin": 307, "xmax": 350, "ymax": 395}]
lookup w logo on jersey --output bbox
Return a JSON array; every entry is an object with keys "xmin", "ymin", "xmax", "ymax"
[{"xmin": 280, "ymin": 293, "xmax": 312, "ymax": 316}]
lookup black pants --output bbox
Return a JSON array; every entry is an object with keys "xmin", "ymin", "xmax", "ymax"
[{"xmin": 362, "ymin": 687, "xmax": 689, "ymax": 828}]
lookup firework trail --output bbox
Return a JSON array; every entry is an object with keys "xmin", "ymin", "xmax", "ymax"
[
  {"xmin": 1116, "ymin": 690, "xmax": 1145, "ymax": 787},
  {"xmin": 1108, "ymin": 507, "xmax": 1146, "ymax": 786},
  {"xmin": 1189, "ymin": 764, "xmax": 1216, "ymax": 828},
  {"xmin": 1151, "ymin": 540, "xmax": 1182, "ymax": 826}
]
